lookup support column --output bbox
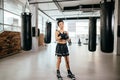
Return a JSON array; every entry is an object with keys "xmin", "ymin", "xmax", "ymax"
[
  {"xmin": 30, "ymin": 3, "xmax": 39, "ymax": 50},
  {"xmin": 114, "ymin": 0, "xmax": 120, "ymax": 55}
]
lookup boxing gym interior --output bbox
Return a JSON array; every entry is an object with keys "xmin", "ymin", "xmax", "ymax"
[{"xmin": 0, "ymin": 0, "xmax": 120, "ymax": 80}]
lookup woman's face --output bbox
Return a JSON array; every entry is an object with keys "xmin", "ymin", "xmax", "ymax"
[{"xmin": 58, "ymin": 22, "xmax": 64, "ymax": 30}]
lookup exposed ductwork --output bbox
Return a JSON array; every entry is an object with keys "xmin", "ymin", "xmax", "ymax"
[
  {"xmin": 56, "ymin": 17, "xmax": 100, "ymax": 20},
  {"xmin": 63, "ymin": 0, "xmax": 114, "ymax": 12},
  {"xmin": 63, "ymin": 4, "xmax": 101, "ymax": 12}
]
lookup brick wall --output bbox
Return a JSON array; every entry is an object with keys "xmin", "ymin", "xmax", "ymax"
[{"xmin": 0, "ymin": 31, "xmax": 21, "ymax": 58}]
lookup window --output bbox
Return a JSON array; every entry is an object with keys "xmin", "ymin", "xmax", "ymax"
[
  {"xmin": 3, "ymin": 0, "xmax": 24, "ymax": 32},
  {"xmin": 0, "ymin": 0, "xmax": 4, "ymax": 32},
  {"xmin": 0, "ymin": 24, "xmax": 4, "ymax": 32},
  {"xmin": 64, "ymin": 19, "xmax": 100, "ymax": 44},
  {"xmin": 4, "ymin": 0, "xmax": 23, "ymax": 15},
  {"xmin": 4, "ymin": 11, "xmax": 21, "ymax": 26}
]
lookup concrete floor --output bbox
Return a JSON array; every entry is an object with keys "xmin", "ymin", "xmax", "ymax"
[{"xmin": 0, "ymin": 43, "xmax": 120, "ymax": 80}]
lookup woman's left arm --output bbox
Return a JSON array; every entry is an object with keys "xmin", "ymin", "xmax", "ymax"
[{"xmin": 65, "ymin": 31, "xmax": 70, "ymax": 41}]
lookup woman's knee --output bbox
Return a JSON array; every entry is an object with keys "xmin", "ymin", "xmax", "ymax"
[
  {"xmin": 57, "ymin": 57, "xmax": 62, "ymax": 63},
  {"xmin": 64, "ymin": 56, "xmax": 69, "ymax": 64}
]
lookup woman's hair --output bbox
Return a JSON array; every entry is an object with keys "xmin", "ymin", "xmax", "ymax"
[{"xmin": 57, "ymin": 20, "xmax": 64, "ymax": 26}]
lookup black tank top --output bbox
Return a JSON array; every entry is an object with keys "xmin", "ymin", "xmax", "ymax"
[{"xmin": 57, "ymin": 30, "xmax": 66, "ymax": 37}]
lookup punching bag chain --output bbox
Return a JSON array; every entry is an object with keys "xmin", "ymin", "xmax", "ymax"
[{"xmin": 23, "ymin": 0, "xmax": 31, "ymax": 13}]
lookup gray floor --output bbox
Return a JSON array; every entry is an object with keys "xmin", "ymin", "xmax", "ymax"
[{"xmin": 0, "ymin": 43, "xmax": 120, "ymax": 80}]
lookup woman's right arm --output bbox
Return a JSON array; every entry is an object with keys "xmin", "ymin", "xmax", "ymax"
[{"xmin": 55, "ymin": 31, "xmax": 61, "ymax": 41}]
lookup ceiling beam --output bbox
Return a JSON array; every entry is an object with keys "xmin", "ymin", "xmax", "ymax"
[
  {"xmin": 38, "ymin": 8, "xmax": 55, "ymax": 21},
  {"xmin": 29, "ymin": 0, "xmax": 81, "ymax": 4},
  {"xmin": 43, "ymin": 9, "xmax": 58, "ymax": 11},
  {"xmin": 53, "ymin": 0, "xmax": 63, "ymax": 12}
]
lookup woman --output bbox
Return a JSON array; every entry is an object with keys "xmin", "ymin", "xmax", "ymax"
[{"xmin": 55, "ymin": 20, "xmax": 75, "ymax": 80}]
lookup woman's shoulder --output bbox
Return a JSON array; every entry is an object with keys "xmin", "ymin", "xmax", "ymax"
[{"xmin": 56, "ymin": 30, "xmax": 60, "ymax": 34}]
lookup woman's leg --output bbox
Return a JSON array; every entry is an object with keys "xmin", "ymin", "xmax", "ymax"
[
  {"xmin": 64, "ymin": 56, "xmax": 75, "ymax": 78},
  {"xmin": 56, "ymin": 56, "xmax": 62, "ymax": 70},
  {"xmin": 64, "ymin": 56, "xmax": 70, "ymax": 70},
  {"xmin": 56, "ymin": 56, "xmax": 62, "ymax": 78}
]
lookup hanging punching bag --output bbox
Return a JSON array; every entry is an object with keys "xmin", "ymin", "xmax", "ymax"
[
  {"xmin": 100, "ymin": 1, "xmax": 114, "ymax": 53},
  {"xmin": 44, "ymin": 22, "xmax": 52, "ymax": 44},
  {"xmin": 21, "ymin": 12, "xmax": 32, "ymax": 51},
  {"xmin": 88, "ymin": 17, "xmax": 97, "ymax": 52}
]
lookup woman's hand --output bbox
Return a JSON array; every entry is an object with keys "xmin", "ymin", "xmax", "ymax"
[
  {"xmin": 57, "ymin": 36, "xmax": 61, "ymax": 40},
  {"xmin": 67, "ymin": 38, "xmax": 71, "ymax": 42}
]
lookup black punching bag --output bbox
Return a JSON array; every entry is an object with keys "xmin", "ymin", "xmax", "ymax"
[
  {"xmin": 44, "ymin": 22, "xmax": 52, "ymax": 44},
  {"xmin": 21, "ymin": 12, "xmax": 32, "ymax": 51},
  {"xmin": 88, "ymin": 17, "xmax": 97, "ymax": 52},
  {"xmin": 100, "ymin": 1, "xmax": 114, "ymax": 52},
  {"xmin": 32, "ymin": 27, "xmax": 40, "ymax": 37}
]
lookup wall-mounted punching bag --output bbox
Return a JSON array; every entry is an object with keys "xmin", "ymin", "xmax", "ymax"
[
  {"xmin": 21, "ymin": 12, "xmax": 32, "ymax": 51},
  {"xmin": 100, "ymin": 1, "xmax": 114, "ymax": 53},
  {"xmin": 38, "ymin": 28, "xmax": 40, "ymax": 36},
  {"xmin": 44, "ymin": 22, "xmax": 52, "ymax": 44},
  {"xmin": 118, "ymin": 25, "xmax": 120, "ymax": 37},
  {"xmin": 32, "ymin": 27, "xmax": 40, "ymax": 37},
  {"xmin": 88, "ymin": 17, "xmax": 97, "ymax": 52}
]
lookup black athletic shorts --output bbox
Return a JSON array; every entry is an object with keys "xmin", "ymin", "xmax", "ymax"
[{"xmin": 55, "ymin": 43, "xmax": 69, "ymax": 57}]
